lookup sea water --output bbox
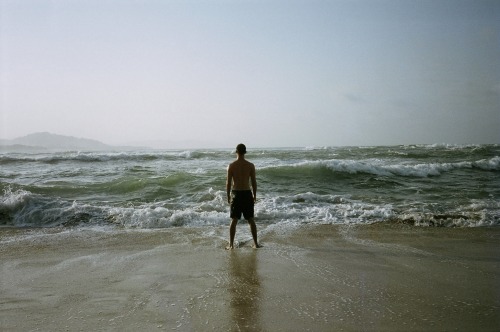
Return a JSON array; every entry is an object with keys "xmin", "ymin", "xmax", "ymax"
[{"xmin": 1, "ymin": 144, "xmax": 499, "ymax": 230}]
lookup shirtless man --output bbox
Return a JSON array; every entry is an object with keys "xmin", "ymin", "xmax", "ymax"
[{"xmin": 226, "ymin": 143, "xmax": 260, "ymax": 249}]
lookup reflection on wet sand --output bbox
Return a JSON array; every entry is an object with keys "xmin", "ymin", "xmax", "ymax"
[{"xmin": 228, "ymin": 250, "xmax": 261, "ymax": 331}]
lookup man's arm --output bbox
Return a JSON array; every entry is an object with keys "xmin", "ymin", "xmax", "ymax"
[
  {"xmin": 226, "ymin": 165, "xmax": 232, "ymax": 204},
  {"xmin": 250, "ymin": 164, "xmax": 257, "ymax": 203}
]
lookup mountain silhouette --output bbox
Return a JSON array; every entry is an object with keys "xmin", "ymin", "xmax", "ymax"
[{"xmin": 1, "ymin": 132, "xmax": 111, "ymax": 151}]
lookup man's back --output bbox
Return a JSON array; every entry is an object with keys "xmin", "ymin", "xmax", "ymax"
[{"xmin": 228, "ymin": 159, "xmax": 255, "ymax": 191}]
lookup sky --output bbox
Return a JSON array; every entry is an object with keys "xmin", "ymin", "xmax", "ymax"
[{"xmin": 1, "ymin": 0, "xmax": 499, "ymax": 148}]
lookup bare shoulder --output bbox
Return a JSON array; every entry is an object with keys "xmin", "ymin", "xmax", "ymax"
[
  {"xmin": 241, "ymin": 160, "xmax": 255, "ymax": 170},
  {"xmin": 229, "ymin": 159, "xmax": 254, "ymax": 171},
  {"xmin": 249, "ymin": 161, "xmax": 256, "ymax": 174}
]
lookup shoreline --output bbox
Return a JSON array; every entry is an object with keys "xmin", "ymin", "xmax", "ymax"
[{"xmin": 1, "ymin": 224, "xmax": 499, "ymax": 331}]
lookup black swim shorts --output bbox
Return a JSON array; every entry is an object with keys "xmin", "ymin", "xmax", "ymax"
[{"xmin": 230, "ymin": 190, "xmax": 254, "ymax": 220}]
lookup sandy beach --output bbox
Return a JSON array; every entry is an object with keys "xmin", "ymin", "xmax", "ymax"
[{"xmin": 1, "ymin": 224, "xmax": 499, "ymax": 331}]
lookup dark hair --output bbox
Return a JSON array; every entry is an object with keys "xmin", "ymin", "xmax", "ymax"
[{"xmin": 236, "ymin": 143, "xmax": 246, "ymax": 154}]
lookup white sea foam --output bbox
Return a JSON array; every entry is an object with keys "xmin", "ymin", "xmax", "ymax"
[
  {"xmin": 255, "ymin": 192, "xmax": 394, "ymax": 226},
  {"xmin": 1, "ymin": 145, "xmax": 498, "ymax": 230},
  {"xmin": 474, "ymin": 156, "xmax": 500, "ymax": 171},
  {"xmin": 1, "ymin": 187, "xmax": 32, "ymax": 209},
  {"xmin": 1, "ymin": 184, "xmax": 498, "ymax": 229},
  {"xmin": 261, "ymin": 156, "xmax": 500, "ymax": 177}
]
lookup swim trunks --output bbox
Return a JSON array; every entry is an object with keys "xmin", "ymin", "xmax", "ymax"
[{"xmin": 230, "ymin": 190, "xmax": 254, "ymax": 220}]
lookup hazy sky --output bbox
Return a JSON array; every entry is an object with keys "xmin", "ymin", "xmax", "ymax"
[{"xmin": 1, "ymin": 0, "xmax": 499, "ymax": 148}]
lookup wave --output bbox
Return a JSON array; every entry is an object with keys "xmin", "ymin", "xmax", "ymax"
[
  {"xmin": 1, "ymin": 145, "xmax": 498, "ymax": 230},
  {"xmin": 260, "ymin": 156, "xmax": 500, "ymax": 178},
  {"xmin": 2, "ymin": 188, "xmax": 497, "ymax": 229},
  {"xmin": 0, "ymin": 187, "xmax": 228, "ymax": 228},
  {"xmin": 0, "ymin": 188, "xmax": 102, "ymax": 227},
  {"xmin": 0, "ymin": 150, "xmax": 232, "ymax": 165},
  {"xmin": 391, "ymin": 199, "xmax": 500, "ymax": 227}
]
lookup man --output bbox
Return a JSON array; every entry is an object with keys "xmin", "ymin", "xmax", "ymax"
[{"xmin": 226, "ymin": 143, "xmax": 260, "ymax": 249}]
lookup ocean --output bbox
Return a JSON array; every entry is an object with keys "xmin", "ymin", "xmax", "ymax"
[
  {"xmin": 2, "ymin": 144, "xmax": 500, "ymax": 331},
  {"xmin": 1, "ymin": 144, "xmax": 499, "ymax": 231}
]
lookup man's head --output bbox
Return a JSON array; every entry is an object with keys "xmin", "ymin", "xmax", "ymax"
[{"xmin": 236, "ymin": 143, "xmax": 246, "ymax": 155}]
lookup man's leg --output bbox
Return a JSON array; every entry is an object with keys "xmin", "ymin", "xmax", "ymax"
[
  {"xmin": 247, "ymin": 218, "xmax": 260, "ymax": 248},
  {"xmin": 227, "ymin": 218, "xmax": 238, "ymax": 250}
]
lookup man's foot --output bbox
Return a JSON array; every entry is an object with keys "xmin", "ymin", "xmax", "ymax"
[
  {"xmin": 252, "ymin": 243, "xmax": 261, "ymax": 249},
  {"xmin": 225, "ymin": 245, "xmax": 234, "ymax": 250}
]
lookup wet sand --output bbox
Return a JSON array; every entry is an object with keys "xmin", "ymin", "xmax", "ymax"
[{"xmin": 1, "ymin": 224, "xmax": 499, "ymax": 331}]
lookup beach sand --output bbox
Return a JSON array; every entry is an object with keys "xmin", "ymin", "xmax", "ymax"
[{"xmin": 1, "ymin": 224, "xmax": 499, "ymax": 331}]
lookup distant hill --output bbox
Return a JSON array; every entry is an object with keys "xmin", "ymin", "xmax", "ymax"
[{"xmin": 0, "ymin": 132, "xmax": 111, "ymax": 151}]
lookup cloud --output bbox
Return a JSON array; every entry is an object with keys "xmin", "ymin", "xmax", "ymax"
[{"xmin": 343, "ymin": 93, "xmax": 367, "ymax": 103}]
